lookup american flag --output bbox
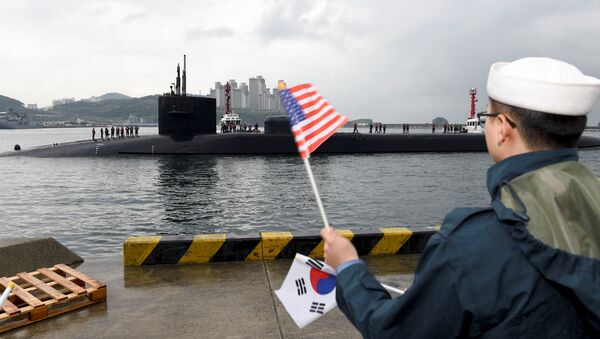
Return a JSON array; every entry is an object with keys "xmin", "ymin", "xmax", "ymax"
[{"xmin": 279, "ymin": 83, "xmax": 348, "ymax": 159}]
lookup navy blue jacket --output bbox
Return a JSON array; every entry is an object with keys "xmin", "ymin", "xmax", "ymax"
[{"xmin": 336, "ymin": 149, "xmax": 600, "ymax": 338}]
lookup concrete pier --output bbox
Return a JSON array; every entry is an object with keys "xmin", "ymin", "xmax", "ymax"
[
  {"xmin": 0, "ymin": 238, "xmax": 83, "ymax": 277},
  {"xmin": 2, "ymin": 254, "xmax": 419, "ymax": 338}
]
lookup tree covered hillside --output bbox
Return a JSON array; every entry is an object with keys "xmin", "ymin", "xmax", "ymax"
[
  {"xmin": 2, "ymin": 93, "xmax": 288, "ymax": 125},
  {"xmin": 0, "ymin": 95, "xmax": 40, "ymax": 115},
  {"xmin": 0, "ymin": 95, "xmax": 25, "ymax": 111},
  {"xmin": 49, "ymin": 95, "xmax": 159, "ymax": 123}
]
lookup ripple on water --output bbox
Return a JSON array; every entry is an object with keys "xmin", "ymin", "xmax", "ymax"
[{"xmin": 2, "ymin": 132, "xmax": 600, "ymax": 257}]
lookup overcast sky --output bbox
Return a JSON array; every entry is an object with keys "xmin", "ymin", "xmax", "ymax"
[{"xmin": 2, "ymin": 0, "xmax": 600, "ymax": 123}]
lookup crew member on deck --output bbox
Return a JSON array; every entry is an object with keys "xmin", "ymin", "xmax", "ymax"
[{"xmin": 322, "ymin": 57, "xmax": 600, "ymax": 338}]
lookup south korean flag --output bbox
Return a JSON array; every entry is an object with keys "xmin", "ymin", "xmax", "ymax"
[{"xmin": 275, "ymin": 253, "xmax": 337, "ymax": 328}]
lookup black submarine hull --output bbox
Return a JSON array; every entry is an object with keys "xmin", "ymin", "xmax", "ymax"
[
  {"xmin": 4, "ymin": 95, "xmax": 600, "ymax": 157},
  {"xmin": 4, "ymin": 133, "xmax": 600, "ymax": 157}
]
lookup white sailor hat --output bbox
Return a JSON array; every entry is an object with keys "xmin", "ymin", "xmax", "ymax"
[{"xmin": 487, "ymin": 57, "xmax": 600, "ymax": 116}]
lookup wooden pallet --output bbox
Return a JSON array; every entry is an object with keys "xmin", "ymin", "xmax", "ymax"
[{"xmin": 0, "ymin": 264, "xmax": 107, "ymax": 333}]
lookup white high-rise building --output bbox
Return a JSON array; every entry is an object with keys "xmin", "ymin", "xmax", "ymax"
[
  {"xmin": 212, "ymin": 82, "xmax": 225, "ymax": 107},
  {"xmin": 209, "ymin": 77, "xmax": 283, "ymax": 111},
  {"xmin": 249, "ymin": 76, "xmax": 266, "ymax": 110},
  {"xmin": 240, "ymin": 83, "xmax": 249, "ymax": 108},
  {"xmin": 232, "ymin": 87, "xmax": 242, "ymax": 108},
  {"xmin": 270, "ymin": 88, "xmax": 281, "ymax": 112},
  {"xmin": 228, "ymin": 79, "xmax": 242, "ymax": 108}
]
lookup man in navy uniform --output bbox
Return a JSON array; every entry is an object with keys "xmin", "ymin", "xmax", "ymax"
[{"xmin": 322, "ymin": 57, "xmax": 600, "ymax": 338}]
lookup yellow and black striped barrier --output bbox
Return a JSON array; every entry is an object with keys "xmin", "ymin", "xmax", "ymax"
[{"xmin": 123, "ymin": 227, "xmax": 437, "ymax": 266}]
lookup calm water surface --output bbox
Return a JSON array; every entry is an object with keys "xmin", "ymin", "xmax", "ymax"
[{"xmin": 1, "ymin": 128, "xmax": 599, "ymax": 257}]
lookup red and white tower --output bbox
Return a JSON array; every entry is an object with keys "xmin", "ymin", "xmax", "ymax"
[
  {"xmin": 469, "ymin": 88, "xmax": 478, "ymax": 119},
  {"xmin": 225, "ymin": 82, "xmax": 231, "ymax": 115}
]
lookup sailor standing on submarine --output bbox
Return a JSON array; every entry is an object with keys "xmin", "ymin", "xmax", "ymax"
[{"xmin": 322, "ymin": 57, "xmax": 600, "ymax": 338}]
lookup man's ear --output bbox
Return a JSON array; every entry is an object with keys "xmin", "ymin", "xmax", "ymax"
[
  {"xmin": 496, "ymin": 117, "xmax": 507, "ymax": 146},
  {"xmin": 496, "ymin": 114, "xmax": 515, "ymax": 146}
]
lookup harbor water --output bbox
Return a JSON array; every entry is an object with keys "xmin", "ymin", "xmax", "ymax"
[{"xmin": 1, "ymin": 127, "xmax": 599, "ymax": 257}]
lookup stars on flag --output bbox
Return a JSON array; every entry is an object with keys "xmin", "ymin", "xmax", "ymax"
[{"xmin": 279, "ymin": 83, "xmax": 348, "ymax": 159}]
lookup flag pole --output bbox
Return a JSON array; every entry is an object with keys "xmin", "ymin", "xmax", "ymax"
[
  {"xmin": 303, "ymin": 157, "xmax": 331, "ymax": 230},
  {"xmin": 278, "ymin": 81, "xmax": 406, "ymax": 307},
  {"xmin": 304, "ymin": 157, "xmax": 406, "ymax": 296},
  {"xmin": 279, "ymin": 81, "xmax": 331, "ymax": 230}
]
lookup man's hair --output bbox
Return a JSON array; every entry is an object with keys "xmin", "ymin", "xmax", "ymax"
[{"xmin": 489, "ymin": 98, "xmax": 587, "ymax": 149}]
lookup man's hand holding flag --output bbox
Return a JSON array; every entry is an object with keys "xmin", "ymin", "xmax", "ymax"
[{"xmin": 275, "ymin": 82, "xmax": 405, "ymax": 328}]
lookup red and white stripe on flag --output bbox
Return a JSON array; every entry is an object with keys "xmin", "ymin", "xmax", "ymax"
[{"xmin": 281, "ymin": 84, "xmax": 348, "ymax": 159}]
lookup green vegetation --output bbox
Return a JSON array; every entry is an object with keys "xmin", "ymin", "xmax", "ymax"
[
  {"xmin": 2, "ymin": 93, "xmax": 287, "ymax": 125},
  {"xmin": 49, "ymin": 95, "xmax": 159, "ymax": 123},
  {"xmin": 96, "ymin": 93, "xmax": 131, "ymax": 101},
  {"xmin": 0, "ymin": 95, "xmax": 24, "ymax": 111},
  {"xmin": 0, "ymin": 93, "xmax": 158, "ymax": 124},
  {"xmin": 432, "ymin": 117, "xmax": 449, "ymax": 126}
]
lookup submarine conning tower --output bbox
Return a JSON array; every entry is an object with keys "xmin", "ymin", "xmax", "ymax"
[
  {"xmin": 159, "ymin": 55, "xmax": 217, "ymax": 138},
  {"xmin": 264, "ymin": 116, "xmax": 292, "ymax": 134}
]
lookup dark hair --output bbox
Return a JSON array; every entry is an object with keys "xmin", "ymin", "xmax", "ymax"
[{"xmin": 489, "ymin": 98, "xmax": 587, "ymax": 149}]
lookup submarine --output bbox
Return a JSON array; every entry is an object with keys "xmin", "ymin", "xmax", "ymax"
[{"xmin": 3, "ymin": 56, "xmax": 600, "ymax": 157}]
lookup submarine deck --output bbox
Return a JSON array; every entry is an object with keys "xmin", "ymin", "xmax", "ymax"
[{"xmin": 4, "ymin": 133, "xmax": 600, "ymax": 157}]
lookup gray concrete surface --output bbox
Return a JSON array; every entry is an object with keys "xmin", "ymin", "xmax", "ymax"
[
  {"xmin": 3, "ymin": 254, "xmax": 420, "ymax": 338},
  {"xmin": 0, "ymin": 238, "xmax": 83, "ymax": 277}
]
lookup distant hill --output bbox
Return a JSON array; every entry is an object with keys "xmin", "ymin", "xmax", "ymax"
[
  {"xmin": 96, "ymin": 92, "xmax": 131, "ymax": 101},
  {"xmin": 0, "ymin": 95, "xmax": 26, "ymax": 111},
  {"xmin": 344, "ymin": 118, "xmax": 373, "ymax": 127},
  {"xmin": 50, "ymin": 95, "xmax": 159, "ymax": 123},
  {"xmin": 432, "ymin": 117, "xmax": 449, "ymax": 126},
  {"xmin": 0, "ymin": 95, "xmax": 40, "ymax": 115}
]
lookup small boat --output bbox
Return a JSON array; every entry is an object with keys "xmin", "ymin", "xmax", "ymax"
[
  {"xmin": 464, "ymin": 117, "xmax": 484, "ymax": 133},
  {"xmin": 220, "ymin": 111, "xmax": 242, "ymax": 126},
  {"xmin": 220, "ymin": 111, "xmax": 243, "ymax": 133}
]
